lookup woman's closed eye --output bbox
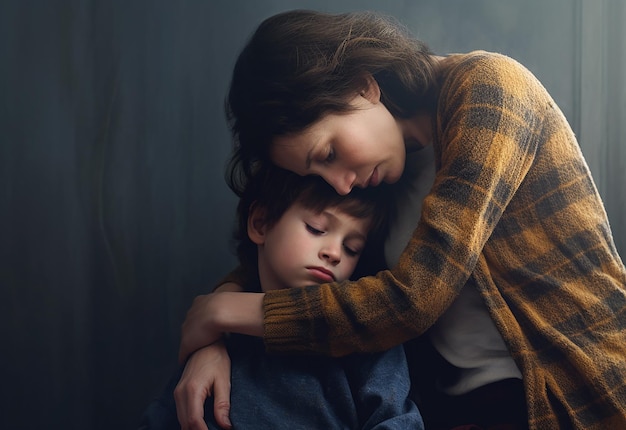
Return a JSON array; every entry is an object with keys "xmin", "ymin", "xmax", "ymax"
[{"xmin": 324, "ymin": 147, "xmax": 336, "ymax": 164}]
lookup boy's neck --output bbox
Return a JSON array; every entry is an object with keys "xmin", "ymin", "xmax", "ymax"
[{"xmin": 256, "ymin": 256, "xmax": 282, "ymax": 293}]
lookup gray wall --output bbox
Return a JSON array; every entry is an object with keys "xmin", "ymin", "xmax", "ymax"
[{"xmin": 1, "ymin": 1, "xmax": 623, "ymax": 429}]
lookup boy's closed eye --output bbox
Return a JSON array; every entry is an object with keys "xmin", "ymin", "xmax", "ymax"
[
  {"xmin": 343, "ymin": 245, "xmax": 361, "ymax": 257},
  {"xmin": 305, "ymin": 222, "xmax": 363, "ymax": 257},
  {"xmin": 305, "ymin": 223, "xmax": 325, "ymax": 235}
]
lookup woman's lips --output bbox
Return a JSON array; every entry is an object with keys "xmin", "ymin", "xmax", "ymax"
[
  {"xmin": 307, "ymin": 267, "xmax": 335, "ymax": 283},
  {"xmin": 368, "ymin": 167, "xmax": 380, "ymax": 187}
]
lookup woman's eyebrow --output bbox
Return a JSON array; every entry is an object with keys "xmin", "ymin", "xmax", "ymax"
[{"xmin": 304, "ymin": 130, "xmax": 324, "ymax": 170}]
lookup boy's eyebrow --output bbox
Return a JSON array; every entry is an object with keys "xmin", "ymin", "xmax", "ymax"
[
  {"xmin": 321, "ymin": 210, "xmax": 369, "ymax": 242},
  {"xmin": 345, "ymin": 230, "xmax": 368, "ymax": 243}
]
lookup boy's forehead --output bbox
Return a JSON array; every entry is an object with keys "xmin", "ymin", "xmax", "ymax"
[{"xmin": 303, "ymin": 204, "xmax": 373, "ymax": 234}]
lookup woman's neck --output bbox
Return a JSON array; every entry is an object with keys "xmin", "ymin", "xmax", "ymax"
[{"xmin": 400, "ymin": 112, "xmax": 433, "ymax": 152}]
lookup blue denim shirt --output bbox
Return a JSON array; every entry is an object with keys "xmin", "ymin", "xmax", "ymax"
[{"xmin": 140, "ymin": 334, "xmax": 422, "ymax": 429}]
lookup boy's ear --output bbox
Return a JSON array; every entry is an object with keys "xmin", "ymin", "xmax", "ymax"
[
  {"xmin": 247, "ymin": 202, "xmax": 267, "ymax": 245},
  {"xmin": 361, "ymin": 74, "xmax": 381, "ymax": 103}
]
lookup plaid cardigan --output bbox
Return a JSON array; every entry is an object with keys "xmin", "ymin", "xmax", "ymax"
[{"xmin": 259, "ymin": 51, "xmax": 626, "ymax": 429}]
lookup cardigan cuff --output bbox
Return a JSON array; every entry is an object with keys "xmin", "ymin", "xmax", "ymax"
[{"xmin": 262, "ymin": 285, "xmax": 328, "ymax": 354}]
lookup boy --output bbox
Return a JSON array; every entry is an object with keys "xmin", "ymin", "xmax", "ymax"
[{"xmin": 139, "ymin": 166, "xmax": 422, "ymax": 429}]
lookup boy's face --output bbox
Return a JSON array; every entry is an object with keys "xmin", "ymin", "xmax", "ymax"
[{"xmin": 249, "ymin": 201, "xmax": 371, "ymax": 291}]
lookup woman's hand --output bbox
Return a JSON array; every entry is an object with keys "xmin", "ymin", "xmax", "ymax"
[
  {"xmin": 178, "ymin": 291, "xmax": 265, "ymax": 364},
  {"xmin": 178, "ymin": 292, "xmax": 225, "ymax": 364},
  {"xmin": 174, "ymin": 342, "xmax": 232, "ymax": 430}
]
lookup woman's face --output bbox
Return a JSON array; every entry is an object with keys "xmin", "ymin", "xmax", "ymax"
[{"xmin": 270, "ymin": 91, "xmax": 408, "ymax": 195}]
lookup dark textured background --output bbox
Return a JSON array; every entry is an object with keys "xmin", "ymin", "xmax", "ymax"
[{"xmin": 1, "ymin": 1, "xmax": 623, "ymax": 428}]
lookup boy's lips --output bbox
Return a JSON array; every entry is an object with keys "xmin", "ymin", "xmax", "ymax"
[{"xmin": 307, "ymin": 267, "xmax": 335, "ymax": 283}]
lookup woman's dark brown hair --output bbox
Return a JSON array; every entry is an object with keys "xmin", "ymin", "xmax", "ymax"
[{"xmin": 225, "ymin": 9, "xmax": 439, "ymax": 195}]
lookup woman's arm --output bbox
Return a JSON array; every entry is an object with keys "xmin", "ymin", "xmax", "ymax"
[
  {"xmin": 260, "ymin": 53, "xmax": 542, "ymax": 357},
  {"xmin": 178, "ymin": 291, "xmax": 264, "ymax": 363},
  {"xmin": 175, "ymin": 281, "xmax": 257, "ymax": 430},
  {"xmin": 180, "ymin": 55, "xmax": 543, "ymax": 360}
]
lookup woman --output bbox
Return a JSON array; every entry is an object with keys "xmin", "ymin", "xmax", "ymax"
[{"xmin": 175, "ymin": 9, "xmax": 626, "ymax": 430}]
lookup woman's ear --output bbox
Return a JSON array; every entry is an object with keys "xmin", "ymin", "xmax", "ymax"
[
  {"xmin": 360, "ymin": 74, "xmax": 381, "ymax": 103},
  {"xmin": 247, "ymin": 202, "xmax": 267, "ymax": 245}
]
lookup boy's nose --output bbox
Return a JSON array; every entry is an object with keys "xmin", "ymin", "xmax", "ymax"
[{"xmin": 320, "ymin": 245, "xmax": 341, "ymax": 265}]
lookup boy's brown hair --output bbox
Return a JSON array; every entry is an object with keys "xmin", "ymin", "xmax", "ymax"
[{"xmin": 233, "ymin": 164, "xmax": 391, "ymax": 283}]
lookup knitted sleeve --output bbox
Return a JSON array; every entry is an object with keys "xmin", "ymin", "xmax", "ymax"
[{"xmin": 262, "ymin": 52, "xmax": 545, "ymax": 356}]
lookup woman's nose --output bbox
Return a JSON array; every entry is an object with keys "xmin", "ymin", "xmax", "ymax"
[{"xmin": 326, "ymin": 170, "xmax": 356, "ymax": 195}]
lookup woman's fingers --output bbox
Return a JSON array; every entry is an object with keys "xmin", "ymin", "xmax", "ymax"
[{"xmin": 174, "ymin": 342, "xmax": 232, "ymax": 430}]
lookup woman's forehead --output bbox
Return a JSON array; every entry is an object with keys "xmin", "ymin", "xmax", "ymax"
[{"xmin": 270, "ymin": 135, "xmax": 313, "ymax": 175}]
